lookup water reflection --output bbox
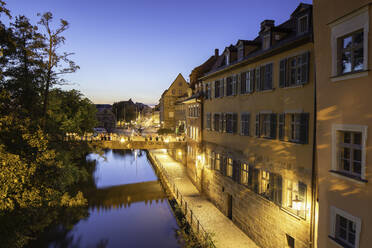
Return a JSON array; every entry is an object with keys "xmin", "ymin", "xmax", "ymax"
[{"xmin": 29, "ymin": 150, "xmax": 183, "ymax": 248}]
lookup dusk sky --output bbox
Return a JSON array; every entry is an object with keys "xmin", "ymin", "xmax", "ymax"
[{"xmin": 6, "ymin": 0, "xmax": 312, "ymax": 105}]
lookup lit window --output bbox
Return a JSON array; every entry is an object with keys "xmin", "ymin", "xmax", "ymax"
[
  {"xmin": 285, "ymin": 180, "xmax": 306, "ymax": 218},
  {"xmin": 240, "ymin": 163, "xmax": 249, "ymax": 185},
  {"xmin": 260, "ymin": 170, "xmax": 270, "ymax": 196},
  {"xmin": 226, "ymin": 158, "xmax": 233, "ymax": 177},
  {"xmin": 215, "ymin": 154, "xmax": 220, "ymax": 171}
]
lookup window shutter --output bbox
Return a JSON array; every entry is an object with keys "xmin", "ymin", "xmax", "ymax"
[
  {"xmin": 240, "ymin": 72, "xmax": 246, "ymax": 94},
  {"xmin": 211, "ymin": 114, "xmax": 214, "ymax": 131},
  {"xmin": 233, "ymin": 113, "xmax": 238, "ymax": 133},
  {"xmin": 255, "ymin": 114, "xmax": 260, "ymax": 137},
  {"xmin": 221, "ymin": 156, "xmax": 226, "ymax": 176},
  {"xmin": 300, "ymin": 113, "xmax": 309, "ymax": 144},
  {"xmin": 275, "ymin": 175, "xmax": 283, "ymax": 206},
  {"xmin": 260, "ymin": 65, "xmax": 265, "ymax": 91},
  {"xmin": 211, "ymin": 82, "xmax": 214, "ymax": 99},
  {"xmin": 270, "ymin": 113, "xmax": 277, "ymax": 139},
  {"xmin": 301, "ymin": 52, "xmax": 310, "ymax": 84},
  {"xmin": 249, "ymin": 69, "xmax": 255, "ymax": 92},
  {"xmin": 253, "ymin": 168, "xmax": 260, "ymax": 193},
  {"xmin": 279, "ymin": 113, "xmax": 285, "ymax": 140},
  {"xmin": 255, "ymin": 67, "xmax": 261, "ymax": 91},
  {"xmin": 279, "ymin": 59, "xmax": 287, "ymax": 88},
  {"xmin": 235, "ymin": 75, "xmax": 239, "ymax": 95},
  {"xmin": 248, "ymin": 165, "xmax": 253, "ymax": 188},
  {"xmin": 233, "ymin": 160, "xmax": 240, "ymax": 183},
  {"xmin": 222, "ymin": 113, "xmax": 226, "ymax": 132},
  {"xmin": 221, "ymin": 78, "xmax": 225, "ymax": 97}
]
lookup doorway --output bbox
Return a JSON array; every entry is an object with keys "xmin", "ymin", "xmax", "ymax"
[{"xmin": 227, "ymin": 194, "xmax": 233, "ymax": 220}]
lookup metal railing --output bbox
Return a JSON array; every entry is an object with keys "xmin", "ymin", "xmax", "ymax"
[{"xmin": 152, "ymin": 153, "xmax": 216, "ymax": 248}]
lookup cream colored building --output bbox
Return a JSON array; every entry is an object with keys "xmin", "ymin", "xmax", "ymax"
[
  {"xmin": 159, "ymin": 73, "xmax": 189, "ymax": 130},
  {"xmin": 314, "ymin": 1, "xmax": 372, "ymax": 248},
  {"xmin": 198, "ymin": 4, "xmax": 317, "ymax": 248}
]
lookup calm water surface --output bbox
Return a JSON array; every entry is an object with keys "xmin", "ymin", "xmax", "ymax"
[{"xmin": 31, "ymin": 149, "xmax": 183, "ymax": 248}]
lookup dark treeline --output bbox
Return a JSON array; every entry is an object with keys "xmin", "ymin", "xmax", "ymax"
[{"xmin": 0, "ymin": 1, "xmax": 98, "ymax": 247}]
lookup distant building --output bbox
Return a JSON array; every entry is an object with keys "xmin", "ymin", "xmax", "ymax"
[
  {"xmin": 95, "ymin": 104, "xmax": 116, "ymax": 132},
  {"xmin": 152, "ymin": 104, "xmax": 160, "ymax": 125},
  {"xmin": 159, "ymin": 73, "xmax": 190, "ymax": 130},
  {"xmin": 314, "ymin": 1, "xmax": 372, "ymax": 248}
]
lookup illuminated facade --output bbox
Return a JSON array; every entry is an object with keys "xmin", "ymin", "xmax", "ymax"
[
  {"xmin": 198, "ymin": 4, "xmax": 317, "ymax": 248},
  {"xmin": 314, "ymin": 1, "xmax": 372, "ymax": 248}
]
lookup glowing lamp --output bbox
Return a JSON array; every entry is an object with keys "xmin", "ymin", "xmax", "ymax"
[{"xmin": 120, "ymin": 137, "xmax": 125, "ymax": 143}]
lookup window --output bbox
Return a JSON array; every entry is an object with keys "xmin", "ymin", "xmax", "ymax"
[
  {"xmin": 172, "ymin": 89, "xmax": 175, "ymax": 95},
  {"xmin": 259, "ymin": 113, "xmax": 276, "ymax": 139},
  {"xmin": 298, "ymin": 15, "xmax": 308, "ymax": 34},
  {"xmin": 330, "ymin": 8, "xmax": 368, "ymax": 79},
  {"xmin": 209, "ymin": 151, "xmax": 215, "ymax": 170},
  {"xmin": 263, "ymin": 33, "xmax": 270, "ymax": 50},
  {"xmin": 214, "ymin": 80, "xmax": 220, "ymax": 98},
  {"xmin": 260, "ymin": 170, "xmax": 271, "ymax": 197},
  {"xmin": 226, "ymin": 76, "xmax": 237, "ymax": 96},
  {"xmin": 285, "ymin": 180, "xmax": 307, "ymax": 218},
  {"xmin": 330, "ymin": 207, "xmax": 361, "ymax": 248},
  {"xmin": 338, "ymin": 30, "xmax": 364, "ymax": 75},
  {"xmin": 279, "ymin": 113, "xmax": 285, "ymax": 140},
  {"xmin": 338, "ymin": 131, "xmax": 362, "ymax": 177},
  {"xmin": 207, "ymin": 83, "xmax": 211, "ymax": 99},
  {"xmin": 256, "ymin": 64, "xmax": 273, "ymax": 91},
  {"xmin": 226, "ymin": 113, "xmax": 237, "ymax": 134},
  {"xmin": 226, "ymin": 158, "xmax": 233, "ymax": 178},
  {"xmin": 178, "ymin": 82, "xmax": 183, "ymax": 86},
  {"xmin": 206, "ymin": 113, "xmax": 211, "ymax": 130},
  {"xmin": 238, "ymin": 44, "xmax": 244, "ymax": 60},
  {"xmin": 226, "ymin": 53, "xmax": 230, "ymax": 65},
  {"xmin": 240, "ymin": 70, "xmax": 255, "ymax": 94},
  {"xmin": 241, "ymin": 113, "xmax": 250, "ymax": 136},
  {"xmin": 178, "ymin": 89, "xmax": 183, "ymax": 95},
  {"xmin": 213, "ymin": 113, "xmax": 220, "ymax": 131},
  {"xmin": 215, "ymin": 154, "xmax": 221, "ymax": 171},
  {"xmin": 255, "ymin": 114, "xmax": 260, "ymax": 137},
  {"xmin": 240, "ymin": 163, "xmax": 249, "ymax": 185},
  {"xmin": 279, "ymin": 52, "xmax": 309, "ymax": 87},
  {"xmin": 291, "ymin": 114, "xmax": 301, "ymax": 142}
]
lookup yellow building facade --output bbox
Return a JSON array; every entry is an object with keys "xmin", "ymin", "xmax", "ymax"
[
  {"xmin": 199, "ymin": 4, "xmax": 317, "ymax": 248},
  {"xmin": 314, "ymin": 1, "xmax": 372, "ymax": 248}
]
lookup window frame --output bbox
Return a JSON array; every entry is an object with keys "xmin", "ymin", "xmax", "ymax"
[
  {"xmin": 241, "ymin": 113, "xmax": 250, "ymax": 136},
  {"xmin": 337, "ymin": 30, "xmax": 364, "ymax": 75},
  {"xmin": 297, "ymin": 14, "xmax": 309, "ymax": 34},
  {"xmin": 330, "ymin": 7, "xmax": 369, "ymax": 79},
  {"xmin": 226, "ymin": 158, "xmax": 233, "ymax": 178},
  {"xmin": 331, "ymin": 124, "xmax": 367, "ymax": 181},
  {"xmin": 330, "ymin": 206, "xmax": 361, "ymax": 248}
]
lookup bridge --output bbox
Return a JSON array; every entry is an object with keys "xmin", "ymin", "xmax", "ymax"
[
  {"xmin": 87, "ymin": 180, "xmax": 167, "ymax": 210},
  {"xmin": 92, "ymin": 140, "xmax": 186, "ymax": 150}
]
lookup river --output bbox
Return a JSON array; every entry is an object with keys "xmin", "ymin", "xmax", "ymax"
[{"xmin": 29, "ymin": 149, "xmax": 184, "ymax": 248}]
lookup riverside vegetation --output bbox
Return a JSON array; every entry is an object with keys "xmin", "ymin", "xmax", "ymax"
[{"xmin": 0, "ymin": 1, "xmax": 98, "ymax": 246}]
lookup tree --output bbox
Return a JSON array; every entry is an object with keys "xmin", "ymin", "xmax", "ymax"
[{"xmin": 37, "ymin": 12, "xmax": 80, "ymax": 129}]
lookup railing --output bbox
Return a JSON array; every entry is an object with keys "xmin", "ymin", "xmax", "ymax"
[
  {"xmin": 65, "ymin": 133, "xmax": 186, "ymax": 142},
  {"xmin": 152, "ymin": 154, "xmax": 216, "ymax": 248}
]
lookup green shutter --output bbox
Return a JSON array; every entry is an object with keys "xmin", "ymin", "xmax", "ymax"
[
  {"xmin": 301, "ymin": 52, "xmax": 310, "ymax": 84},
  {"xmin": 279, "ymin": 59, "xmax": 287, "ymax": 88},
  {"xmin": 240, "ymin": 72, "xmax": 246, "ymax": 94},
  {"xmin": 300, "ymin": 113, "xmax": 309, "ymax": 144},
  {"xmin": 270, "ymin": 113, "xmax": 277, "ymax": 139}
]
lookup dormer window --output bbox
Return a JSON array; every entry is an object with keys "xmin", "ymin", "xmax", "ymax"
[
  {"xmin": 298, "ymin": 15, "xmax": 308, "ymax": 34},
  {"xmin": 238, "ymin": 44, "xmax": 244, "ymax": 61},
  {"xmin": 226, "ymin": 51, "xmax": 230, "ymax": 65},
  {"xmin": 263, "ymin": 34, "xmax": 270, "ymax": 50}
]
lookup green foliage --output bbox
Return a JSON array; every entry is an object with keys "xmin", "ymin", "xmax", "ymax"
[{"xmin": 112, "ymin": 100, "xmax": 137, "ymax": 122}]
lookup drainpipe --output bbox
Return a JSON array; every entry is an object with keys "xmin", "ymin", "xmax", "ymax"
[{"xmin": 310, "ymin": 46, "xmax": 318, "ymax": 248}]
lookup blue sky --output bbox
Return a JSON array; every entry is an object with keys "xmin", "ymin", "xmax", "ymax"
[{"xmin": 5, "ymin": 0, "xmax": 312, "ymax": 105}]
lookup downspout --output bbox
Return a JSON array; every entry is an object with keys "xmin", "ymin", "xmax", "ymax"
[{"xmin": 310, "ymin": 44, "xmax": 318, "ymax": 248}]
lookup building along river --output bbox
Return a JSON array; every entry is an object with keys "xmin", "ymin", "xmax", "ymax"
[{"xmin": 29, "ymin": 149, "xmax": 185, "ymax": 248}]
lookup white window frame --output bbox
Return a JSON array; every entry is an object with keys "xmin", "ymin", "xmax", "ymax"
[
  {"xmin": 331, "ymin": 124, "xmax": 367, "ymax": 180},
  {"xmin": 330, "ymin": 206, "xmax": 362, "ymax": 248},
  {"xmin": 298, "ymin": 14, "xmax": 309, "ymax": 34},
  {"xmin": 263, "ymin": 33, "xmax": 270, "ymax": 50},
  {"xmin": 330, "ymin": 7, "xmax": 369, "ymax": 80}
]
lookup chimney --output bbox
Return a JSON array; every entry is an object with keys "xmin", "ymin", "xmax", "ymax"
[
  {"xmin": 260, "ymin": 20, "xmax": 275, "ymax": 31},
  {"xmin": 215, "ymin": 48, "xmax": 219, "ymax": 58}
]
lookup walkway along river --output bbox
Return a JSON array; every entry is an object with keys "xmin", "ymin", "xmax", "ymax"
[{"xmin": 28, "ymin": 149, "xmax": 186, "ymax": 248}]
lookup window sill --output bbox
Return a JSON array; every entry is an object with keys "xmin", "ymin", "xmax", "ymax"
[
  {"xmin": 329, "ymin": 170, "xmax": 368, "ymax": 183},
  {"xmin": 257, "ymin": 88, "xmax": 275, "ymax": 93},
  {"xmin": 280, "ymin": 207, "xmax": 303, "ymax": 220},
  {"xmin": 331, "ymin": 69, "xmax": 369, "ymax": 82},
  {"xmin": 281, "ymin": 84, "xmax": 304, "ymax": 89},
  {"xmin": 328, "ymin": 235, "xmax": 353, "ymax": 248}
]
